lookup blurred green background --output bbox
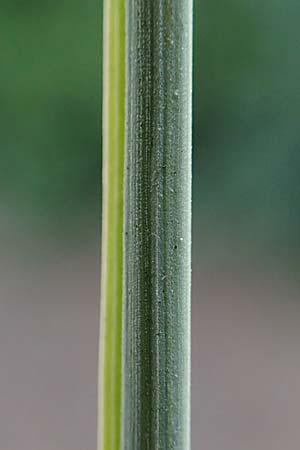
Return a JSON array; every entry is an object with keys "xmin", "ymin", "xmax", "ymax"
[
  {"xmin": 1, "ymin": 1, "xmax": 300, "ymax": 450},
  {"xmin": 1, "ymin": 0, "xmax": 300, "ymax": 261},
  {"xmin": 1, "ymin": 0, "xmax": 102, "ymax": 227}
]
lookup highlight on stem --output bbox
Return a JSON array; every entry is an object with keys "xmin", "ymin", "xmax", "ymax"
[{"xmin": 98, "ymin": 1, "xmax": 125, "ymax": 449}]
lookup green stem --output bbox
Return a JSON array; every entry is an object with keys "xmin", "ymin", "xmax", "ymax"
[
  {"xmin": 123, "ymin": 1, "xmax": 193, "ymax": 449},
  {"xmin": 99, "ymin": 1, "xmax": 125, "ymax": 449}
]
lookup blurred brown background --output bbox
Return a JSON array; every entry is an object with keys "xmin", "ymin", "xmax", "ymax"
[{"xmin": 1, "ymin": 0, "xmax": 300, "ymax": 449}]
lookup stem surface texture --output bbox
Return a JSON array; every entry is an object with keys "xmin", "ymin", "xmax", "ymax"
[{"xmin": 123, "ymin": 1, "xmax": 193, "ymax": 449}]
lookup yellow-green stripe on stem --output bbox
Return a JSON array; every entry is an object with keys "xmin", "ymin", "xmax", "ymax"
[{"xmin": 98, "ymin": 1, "xmax": 125, "ymax": 449}]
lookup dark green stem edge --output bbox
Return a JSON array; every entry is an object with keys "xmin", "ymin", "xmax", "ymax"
[{"xmin": 122, "ymin": 2, "xmax": 193, "ymax": 449}]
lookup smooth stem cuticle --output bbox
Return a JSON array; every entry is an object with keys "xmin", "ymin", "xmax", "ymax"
[{"xmin": 99, "ymin": 0, "xmax": 125, "ymax": 449}]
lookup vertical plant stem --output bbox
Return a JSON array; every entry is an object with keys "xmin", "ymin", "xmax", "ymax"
[
  {"xmin": 123, "ymin": 1, "xmax": 193, "ymax": 449},
  {"xmin": 99, "ymin": 1, "xmax": 125, "ymax": 449}
]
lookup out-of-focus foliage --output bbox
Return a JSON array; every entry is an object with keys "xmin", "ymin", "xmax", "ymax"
[
  {"xmin": 1, "ymin": 0, "xmax": 102, "ymax": 218},
  {"xmin": 1, "ymin": 0, "xmax": 299, "ymax": 256},
  {"xmin": 195, "ymin": 0, "xmax": 300, "ymax": 256}
]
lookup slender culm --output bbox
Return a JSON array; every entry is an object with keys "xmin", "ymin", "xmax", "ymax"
[
  {"xmin": 123, "ymin": 1, "xmax": 193, "ymax": 449},
  {"xmin": 99, "ymin": 1, "xmax": 125, "ymax": 449}
]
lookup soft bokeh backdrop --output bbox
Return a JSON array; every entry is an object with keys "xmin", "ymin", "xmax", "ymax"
[{"xmin": 1, "ymin": 1, "xmax": 299, "ymax": 449}]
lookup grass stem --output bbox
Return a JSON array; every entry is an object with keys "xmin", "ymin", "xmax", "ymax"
[
  {"xmin": 123, "ymin": 2, "xmax": 193, "ymax": 449},
  {"xmin": 99, "ymin": 1, "xmax": 125, "ymax": 449}
]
